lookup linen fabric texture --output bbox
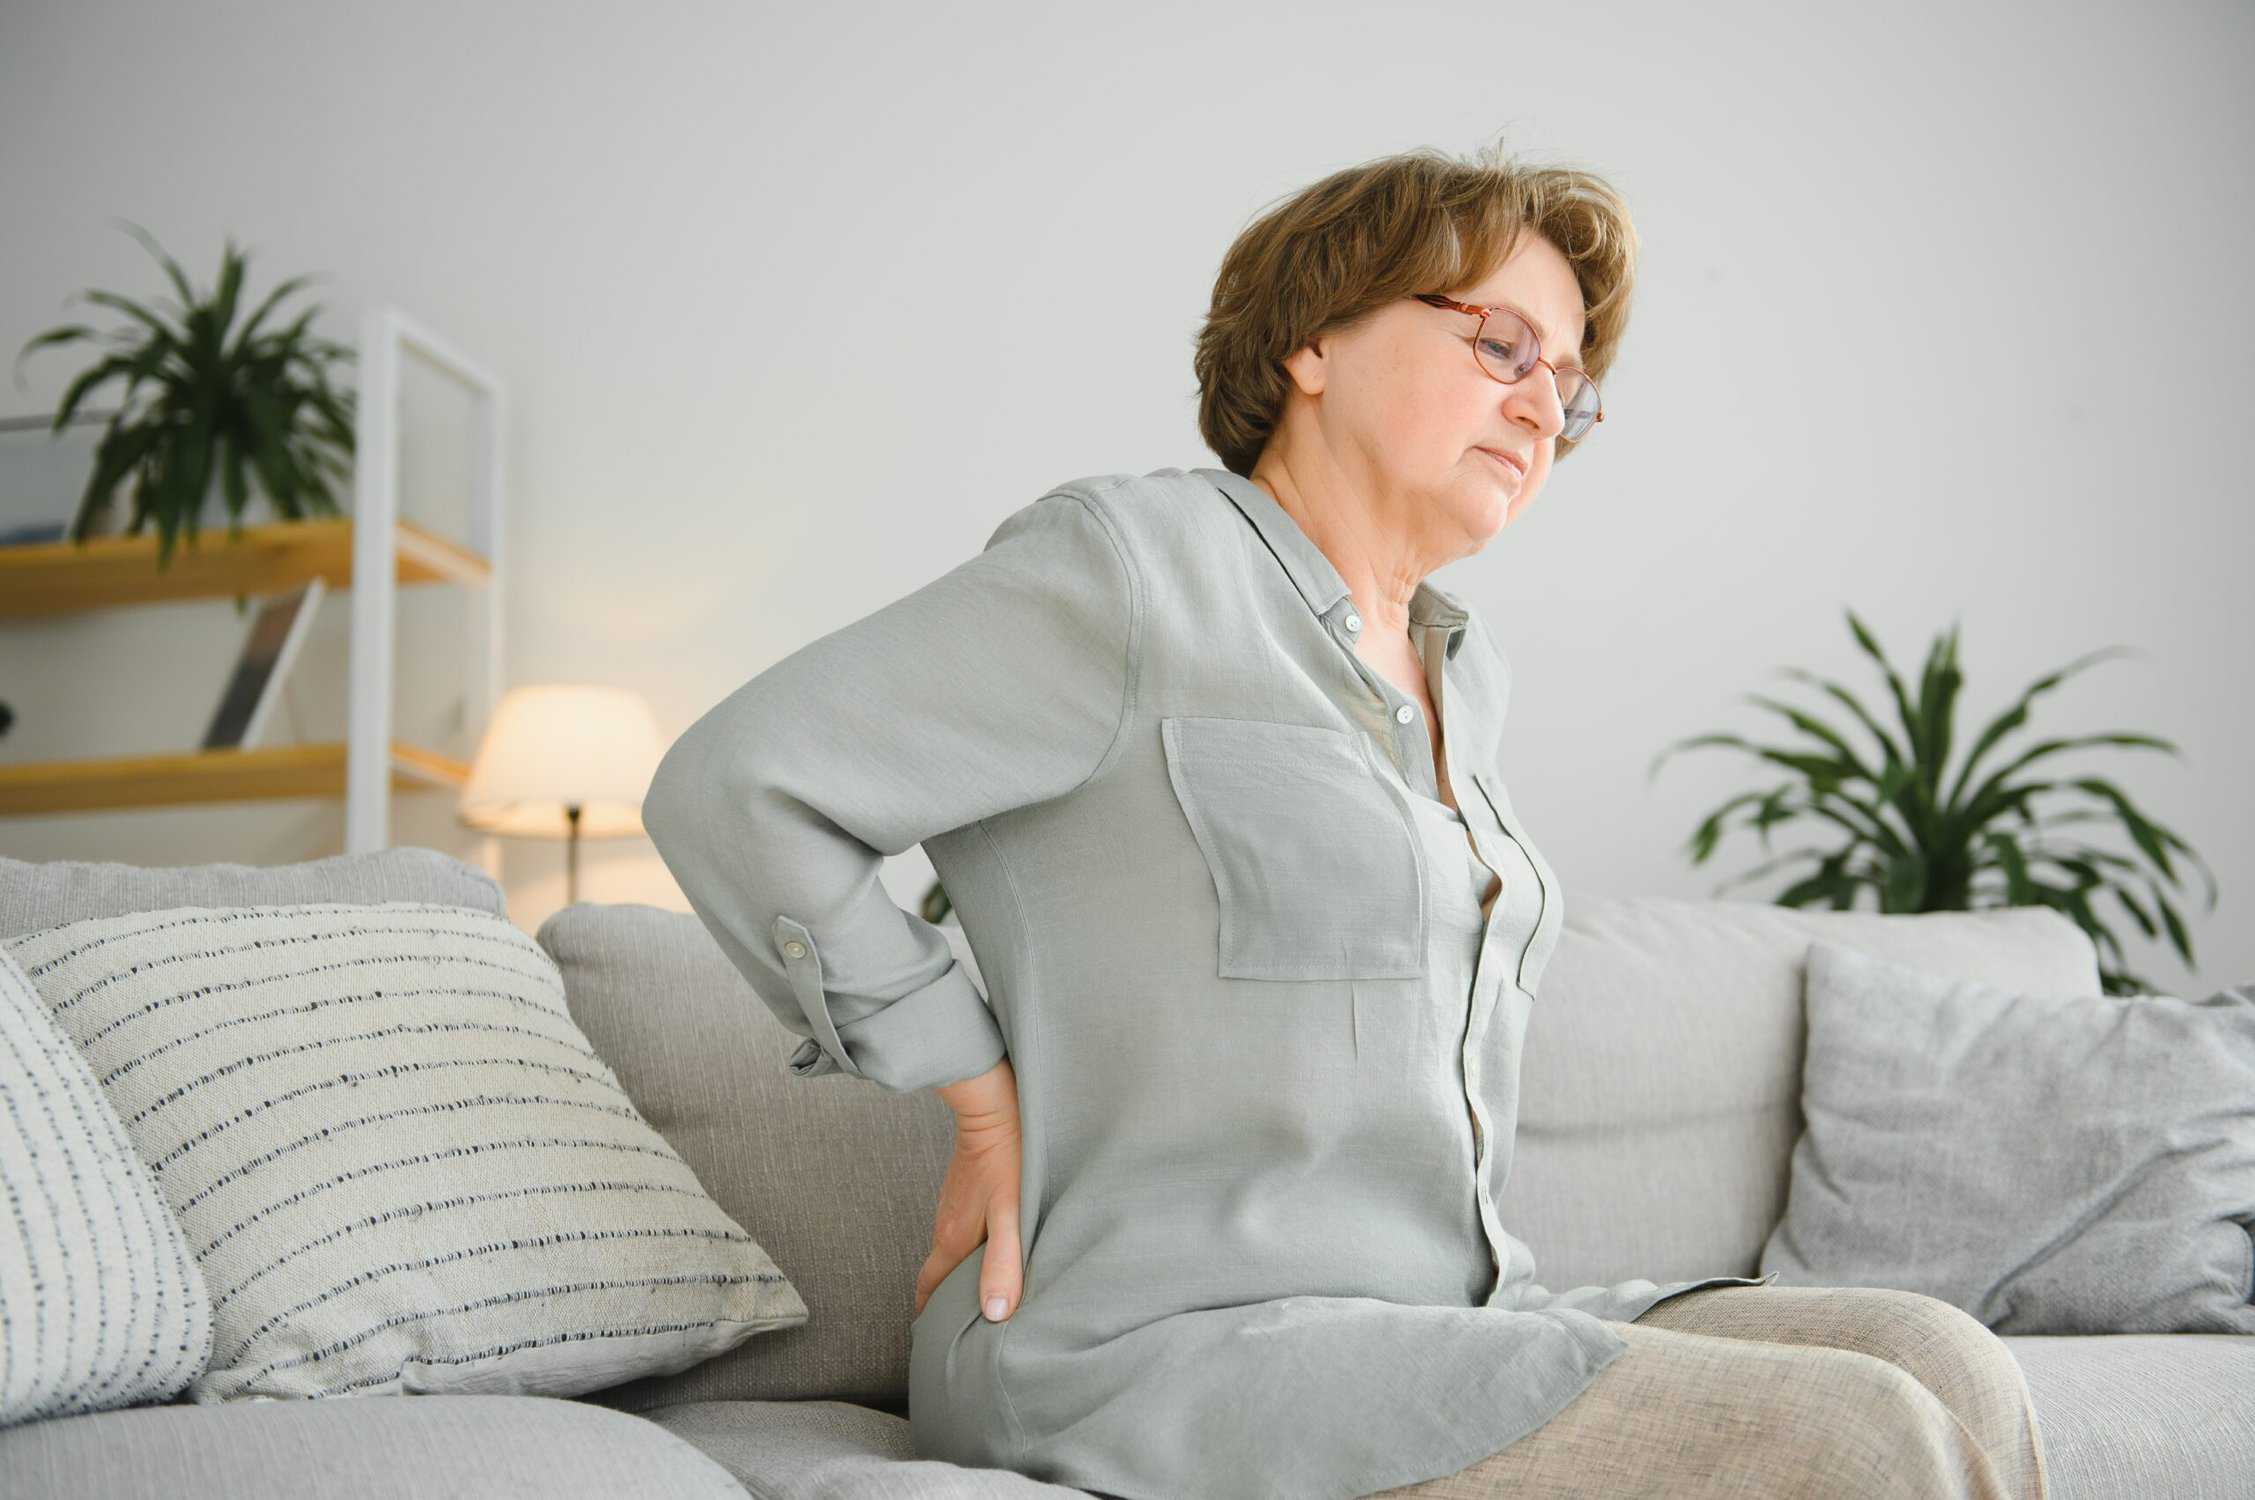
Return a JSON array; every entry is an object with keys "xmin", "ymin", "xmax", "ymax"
[
  {"xmin": 1381, "ymin": 1280, "xmax": 2048, "ymax": 1500},
  {"xmin": 1763, "ymin": 939, "xmax": 2255, "ymax": 1335},
  {"xmin": 0, "ymin": 948, "xmax": 211, "ymax": 1425},
  {"xmin": 642, "ymin": 466, "xmax": 1771, "ymax": 1500},
  {"xmin": 3, "ymin": 900, "xmax": 810, "ymax": 1404}
]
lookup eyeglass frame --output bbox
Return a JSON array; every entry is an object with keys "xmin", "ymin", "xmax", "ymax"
[{"xmin": 1409, "ymin": 292, "xmax": 1605, "ymax": 440}]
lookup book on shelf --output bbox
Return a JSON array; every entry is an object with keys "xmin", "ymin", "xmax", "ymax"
[{"xmin": 201, "ymin": 578, "xmax": 326, "ymax": 751}]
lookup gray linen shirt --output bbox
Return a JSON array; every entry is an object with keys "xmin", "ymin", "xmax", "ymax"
[{"xmin": 641, "ymin": 465, "xmax": 1772, "ymax": 1500}]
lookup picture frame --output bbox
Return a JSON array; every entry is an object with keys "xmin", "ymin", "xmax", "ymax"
[{"xmin": 201, "ymin": 577, "xmax": 326, "ymax": 751}]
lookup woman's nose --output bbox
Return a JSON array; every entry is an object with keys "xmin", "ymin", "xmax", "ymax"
[{"xmin": 1503, "ymin": 371, "xmax": 1566, "ymax": 439}]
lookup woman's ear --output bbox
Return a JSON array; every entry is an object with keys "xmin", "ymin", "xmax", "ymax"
[{"xmin": 1280, "ymin": 337, "xmax": 1329, "ymax": 398}]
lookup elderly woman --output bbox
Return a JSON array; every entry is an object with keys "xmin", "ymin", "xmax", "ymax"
[{"xmin": 641, "ymin": 143, "xmax": 2050, "ymax": 1499}]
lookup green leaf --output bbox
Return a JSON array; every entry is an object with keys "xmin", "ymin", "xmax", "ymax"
[
  {"xmin": 2150, "ymin": 885, "xmax": 2193, "ymax": 965},
  {"xmin": 1943, "ymin": 644, "xmax": 2138, "ymax": 817},
  {"xmin": 210, "ymin": 239, "xmax": 246, "ymax": 352},
  {"xmin": 71, "ymin": 420, "xmax": 162, "ymax": 541},
  {"xmin": 1776, "ymin": 848, "xmax": 1873, "ymax": 910},
  {"xmin": 31, "ymin": 222, "xmax": 356, "ymax": 548},
  {"xmin": 2058, "ymin": 777, "xmax": 2219, "ymax": 918},
  {"xmin": 77, "ymin": 288, "xmax": 186, "ymax": 349},
  {"xmin": 1844, "ymin": 608, "xmax": 1923, "ymax": 775},
  {"xmin": 12, "ymin": 322, "xmax": 99, "ymax": 386},
  {"xmin": 220, "ymin": 429, "xmax": 251, "ymax": 523},
  {"xmin": 149, "ymin": 424, "xmax": 211, "ymax": 569},
  {"xmin": 225, "ymin": 271, "xmax": 315, "ymax": 357},
  {"xmin": 1801, "ymin": 789, "xmax": 1912, "ymax": 860},
  {"xmin": 1742, "ymin": 691, "xmax": 1878, "ymax": 782},
  {"xmin": 1880, "ymin": 846, "xmax": 1928, "ymax": 911},
  {"xmin": 46, "ymin": 344, "xmax": 161, "ymax": 432},
  {"xmin": 1981, "ymin": 830, "xmax": 2034, "ymax": 902},
  {"xmin": 1954, "ymin": 733, "xmax": 2176, "ymax": 835},
  {"xmin": 1668, "ymin": 605, "xmax": 2213, "ymax": 987},
  {"xmin": 1685, "ymin": 789, "xmax": 1778, "ymax": 863},
  {"xmin": 239, "ymin": 386, "xmax": 305, "ymax": 516},
  {"xmin": 1844, "ymin": 610, "xmax": 1946, "ymax": 837},
  {"xmin": 112, "ymin": 218, "xmax": 201, "ymax": 313},
  {"xmin": 2109, "ymin": 885, "xmax": 2158, "ymax": 939}
]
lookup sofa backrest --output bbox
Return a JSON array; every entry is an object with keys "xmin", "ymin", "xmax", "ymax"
[
  {"xmin": 1508, "ymin": 896, "xmax": 2101, "ymax": 1294},
  {"xmin": 0, "ymin": 847, "xmax": 509, "ymax": 939},
  {"xmin": 0, "ymin": 847, "xmax": 519, "ymax": 1408},
  {"xmin": 543, "ymin": 886, "xmax": 2104, "ymax": 1412},
  {"xmin": 534, "ymin": 898, "xmax": 953, "ymax": 1418},
  {"xmin": 0, "ymin": 846, "xmax": 2107, "ymax": 1418}
]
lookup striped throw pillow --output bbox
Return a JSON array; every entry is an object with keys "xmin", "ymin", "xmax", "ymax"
[
  {"xmin": 5, "ymin": 901, "xmax": 808, "ymax": 1403},
  {"xmin": 0, "ymin": 948, "xmax": 211, "ymax": 1424}
]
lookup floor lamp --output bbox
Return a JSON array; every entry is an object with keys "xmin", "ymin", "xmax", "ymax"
[{"xmin": 458, "ymin": 684, "xmax": 666, "ymax": 906}]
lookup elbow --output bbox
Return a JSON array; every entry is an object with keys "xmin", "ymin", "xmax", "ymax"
[
  {"xmin": 642, "ymin": 711, "xmax": 737, "ymax": 871},
  {"xmin": 640, "ymin": 726, "xmax": 697, "ymax": 858},
  {"xmin": 641, "ymin": 684, "xmax": 789, "ymax": 870}
]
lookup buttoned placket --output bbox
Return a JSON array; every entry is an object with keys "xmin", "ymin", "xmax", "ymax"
[
  {"xmin": 1425, "ymin": 619, "xmax": 1520, "ymax": 1307},
  {"xmin": 1207, "ymin": 467, "xmax": 1521, "ymax": 1302},
  {"xmin": 1328, "ymin": 596, "xmax": 1514, "ymax": 1303},
  {"xmin": 1329, "ymin": 602, "xmax": 1435, "ymax": 793}
]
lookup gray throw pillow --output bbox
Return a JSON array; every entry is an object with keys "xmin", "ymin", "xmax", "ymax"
[{"xmin": 1762, "ymin": 939, "xmax": 2255, "ymax": 1334}]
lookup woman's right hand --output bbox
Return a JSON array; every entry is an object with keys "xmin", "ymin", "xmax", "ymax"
[{"xmin": 917, "ymin": 1054, "xmax": 1023, "ymax": 1324}]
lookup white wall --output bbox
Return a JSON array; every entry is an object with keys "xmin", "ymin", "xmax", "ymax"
[{"xmin": 2, "ymin": 0, "xmax": 2246, "ymax": 995}]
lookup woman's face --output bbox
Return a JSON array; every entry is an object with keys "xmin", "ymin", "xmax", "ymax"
[{"xmin": 1274, "ymin": 233, "xmax": 1588, "ymax": 549}]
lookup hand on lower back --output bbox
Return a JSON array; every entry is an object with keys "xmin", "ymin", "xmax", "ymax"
[{"xmin": 917, "ymin": 1057, "xmax": 1023, "ymax": 1323}]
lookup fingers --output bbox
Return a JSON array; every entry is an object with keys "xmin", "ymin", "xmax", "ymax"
[
  {"xmin": 918, "ymin": 1142, "xmax": 1024, "ymax": 1326},
  {"xmin": 914, "ymin": 1228, "xmax": 983, "ymax": 1321},
  {"xmin": 980, "ymin": 1199, "xmax": 1022, "ymax": 1322},
  {"xmin": 913, "ymin": 1248, "xmax": 953, "ymax": 1320}
]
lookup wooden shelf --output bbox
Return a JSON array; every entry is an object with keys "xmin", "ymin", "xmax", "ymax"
[
  {"xmin": 0, "ymin": 517, "xmax": 489, "ymax": 619},
  {"xmin": 0, "ymin": 311, "xmax": 506, "ymax": 841},
  {"xmin": 0, "ymin": 741, "xmax": 472, "ymax": 817}
]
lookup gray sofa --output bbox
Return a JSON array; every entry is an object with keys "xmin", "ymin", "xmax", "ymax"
[{"xmin": 1, "ymin": 845, "xmax": 2248, "ymax": 1498}]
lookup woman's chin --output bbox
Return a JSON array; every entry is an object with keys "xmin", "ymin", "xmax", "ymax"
[{"xmin": 1463, "ymin": 491, "xmax": 1514, "ymax": 540}]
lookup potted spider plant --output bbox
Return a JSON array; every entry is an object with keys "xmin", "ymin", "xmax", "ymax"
[
  {"xmin": 11, "ymin": 220, "xmax": 356, "ymax": 611},
  {"xmin": 1650, "ymin": 608, "xmax": 2218, "ymax": 997}
]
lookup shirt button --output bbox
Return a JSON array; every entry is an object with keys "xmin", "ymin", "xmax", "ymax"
[
  {"xmin": 1394, "ymin": 704, "xmax": 1415, "ymax": 724},
  {"xmin": 1344, "ymin": 612, "xmax": 1363, "ymax": 633},
  {"xmin": 782, "ymin": 940, "xmax": 807, "ymax": 959}
]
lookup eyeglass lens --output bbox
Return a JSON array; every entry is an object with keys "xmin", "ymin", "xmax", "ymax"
[{"xmin": 1475, "ymin": 308, "xmax": 1600, "ymax": 440}]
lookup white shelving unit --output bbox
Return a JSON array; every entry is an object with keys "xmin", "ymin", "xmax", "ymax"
[
  {"xmin": 346, "ymin": 306, "xmax": 507, "ymax": 857},
  {"xmin": 0, "ymin": 305, "xmax": 507, "ymax": 867}
]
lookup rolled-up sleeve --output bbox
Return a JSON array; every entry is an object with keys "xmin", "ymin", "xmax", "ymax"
[{"xmin": 642, "ymin": 489, "xmax": 1140, "ymax": 1093}]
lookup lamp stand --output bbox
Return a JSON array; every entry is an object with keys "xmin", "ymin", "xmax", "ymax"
[{"xmin": 565, "ymin": 802, "xmax": 582, "ymax": 906}]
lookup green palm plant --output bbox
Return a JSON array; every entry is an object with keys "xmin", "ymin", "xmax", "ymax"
[
  {"xmin": 12, "ymin": 220, "xmax": 356, "ymax": 606},
  {"xmin": 1649, "ymin": 608, "xmax": 2217, "ymax": 997}
]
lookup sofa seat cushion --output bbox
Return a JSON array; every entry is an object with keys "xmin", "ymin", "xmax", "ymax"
[
  {"xmin": 0, "ymin": 1392, "xmax": 745, "ymax": 1500},
  {"xmin": 643, "ymin": 1399, "xmax": 1092, "ymax": 1498},
  {"xmin": 2003, "ymin": 1333, "xmax": 2255, "ymax": 1500}
]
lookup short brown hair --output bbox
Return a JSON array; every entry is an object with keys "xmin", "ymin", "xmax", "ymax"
[{"xmin": 1193, "ymin": 136, "xmax": 1639, "ymax": 477}]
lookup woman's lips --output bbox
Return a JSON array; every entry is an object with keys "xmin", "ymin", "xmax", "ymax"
[{"xmin": 1478, "ymin": 448, "xmax": 1524, "ymax": 479}]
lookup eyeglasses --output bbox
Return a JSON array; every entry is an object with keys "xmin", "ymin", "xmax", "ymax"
[{"xmin": 1411, "ymin": 292, "xmax": 1604, "ymax": 442}]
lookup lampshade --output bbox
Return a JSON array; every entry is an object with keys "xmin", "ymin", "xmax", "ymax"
[{"xmin": 458, "ymin": 684, "xmax": 666, "ymax": 839}]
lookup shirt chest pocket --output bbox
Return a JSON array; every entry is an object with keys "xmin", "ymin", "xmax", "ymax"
[
  {"xmin": 1469, "ymin": 769, "xmax": 1565, "ymax": 996},
  {"xmin": 1159, "ymin": 714, "xmax": 1427, "ymax": 981}
]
